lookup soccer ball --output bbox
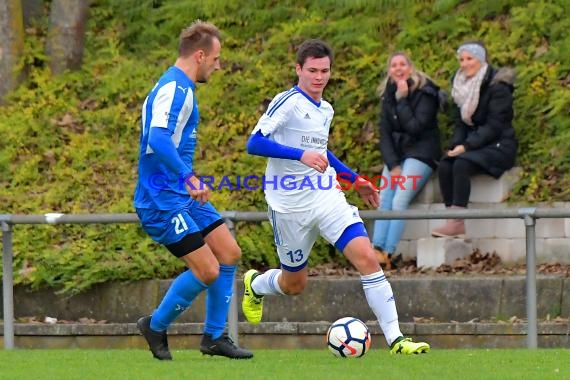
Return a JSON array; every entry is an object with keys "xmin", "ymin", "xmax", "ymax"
[{"xmin": 326, "ymin": 317, "xmax": 371, "ymax": 358}]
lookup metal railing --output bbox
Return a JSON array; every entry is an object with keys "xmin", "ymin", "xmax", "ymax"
[{"xmin": 2, "ymin": 207, "xmax": 570, "ymax": 350}]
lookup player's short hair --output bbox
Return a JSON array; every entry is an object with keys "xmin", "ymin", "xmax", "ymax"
[
  {"xmin": 296, "ymin": 39, "xmax": 334, "ymax": 68},
  {"xmin": 178, "ymin": 20, "xmax": 221, "ymax": 57}
]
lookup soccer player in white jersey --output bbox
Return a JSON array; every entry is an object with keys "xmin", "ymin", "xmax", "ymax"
[
  {"xmin": 134, "ymin": 20, "xmax": 252, "ymax": 360},
  {"xmin": 242, "ymin": 39, "xmax": 430, "ymax": 354}
]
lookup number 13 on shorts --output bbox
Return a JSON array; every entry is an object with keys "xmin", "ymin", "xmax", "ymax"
[
  {"xmin": 286, "ymin": 249, "xmax": 304, "ymax": 263},
  {"xmin": 269, "ymin": 208, "xmax": 316, "ymax": 271}
]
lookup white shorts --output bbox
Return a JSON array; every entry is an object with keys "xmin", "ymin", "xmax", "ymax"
[{"xmin": 268, "ymin": 197, "xmax": 363, "ymax": 272}]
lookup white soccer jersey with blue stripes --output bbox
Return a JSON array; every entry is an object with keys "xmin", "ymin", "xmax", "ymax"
[{"xmin": 252, "ymin": 86, "xmax": 344, "ymax": 213}]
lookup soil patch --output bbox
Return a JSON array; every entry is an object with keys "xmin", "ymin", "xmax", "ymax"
[{"xmin": 308, "ymin": 250, "xmax": 570, "ymax": 277}]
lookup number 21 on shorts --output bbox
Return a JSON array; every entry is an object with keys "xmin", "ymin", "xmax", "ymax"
[{"xmin": 172, "ymin": 213, "xmax": 189, "ymax": 234}]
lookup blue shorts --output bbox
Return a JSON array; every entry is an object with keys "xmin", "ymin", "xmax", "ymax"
[{"xmin": 136, "ymin": 201, "xmax": 222, "ymax": 246}]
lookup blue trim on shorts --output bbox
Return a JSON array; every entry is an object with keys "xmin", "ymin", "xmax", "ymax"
[
  {"xmin": 334, "ymin": 222, "xmax": 369, "ymax": 252},
  {"xmin": 281, "ymin": 261, "xmax": 308, "ymax": 272}
]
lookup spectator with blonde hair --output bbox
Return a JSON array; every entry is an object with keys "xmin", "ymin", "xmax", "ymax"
[{"xmin": 372, "ymin": 52, "xmax": 442, "ymax": 268}]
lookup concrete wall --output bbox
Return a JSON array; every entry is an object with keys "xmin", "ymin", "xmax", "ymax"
[{"xmin": 3, "ymin": 277, "xmax": 568, "ymax": 323}]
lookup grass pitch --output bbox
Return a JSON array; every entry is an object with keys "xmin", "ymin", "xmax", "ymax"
[{"xmin": 0, "ymin": 348, "xmax": 568, "ymax": 380}]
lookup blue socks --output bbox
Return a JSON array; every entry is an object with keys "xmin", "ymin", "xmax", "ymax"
[
  {"xmin": 204, "ymin": 264, "xmax": 237, "ymax": 340},
  {"xmin": 149, "ymin": 263, "xmax": 237, "ymax": 339},
  {"xmin": 150, "ymin": 270, "xmax": 207, "ymax": 332}
]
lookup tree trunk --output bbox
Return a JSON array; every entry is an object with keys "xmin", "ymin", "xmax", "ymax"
[
  {"xmin": 22, "ymin": 0, "xmax": 46, "ymax": 27},
  {"xmin": 45, "ymin": 0, "xmax": 89, "ymax": 75},
  {"xmin": 0, "ymin": 0, "xmax": 25, "ymax": 99}
]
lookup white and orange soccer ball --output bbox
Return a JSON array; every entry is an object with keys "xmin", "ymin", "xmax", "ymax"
[{"xmin": 326, "ymin": 317, "xmax": 371, "ymax": 358}]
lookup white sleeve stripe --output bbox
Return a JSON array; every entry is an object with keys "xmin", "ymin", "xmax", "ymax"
[
  {"xmin": 141, "ymin": 96, "xmax": 148, "ymax": 132},
  {"xmin": 172, "ymin": 90, "xmax": 193, "ymax": 148},
  {"xmin": 267, "ymin": 88, "xmax": 296, "ymax": 114},
  {"xmin": 267, "ymin": 89, "xmax": 298, "ymax": 117},
  {"xmin": 150, "ymin": 81, "xmax": 177, "ymax": 129}
]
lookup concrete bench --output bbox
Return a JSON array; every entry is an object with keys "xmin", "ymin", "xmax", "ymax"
[
  {"xmin": 409, "ymin": 167, "xmax": 523, "ymax": 268},
  {"xmin": 413, "ymin": 167, "xmax": 522, "ymax": 204},
  {"xmin": 369, "ymin": 167, "xmax": 570, "ymax": 268},
  {"xmin": 412, "ymin": 203, "xmax": 570, "ymax": 268},
  {"xmin": 470, "ymin": 167, "xmax": 522, "ymax": 203}
]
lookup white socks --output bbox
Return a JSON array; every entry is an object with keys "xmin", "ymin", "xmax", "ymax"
[
  {"xmin": 251, "ymin": 268, "xmax": 285, "ymax": 295},
  {"xmin": 251, "ymin": 269, "xmax": 402, "ymax": 346},
  {"xmin": 361, "ymin": 271, "xmax": 402, "ymax": 346}
]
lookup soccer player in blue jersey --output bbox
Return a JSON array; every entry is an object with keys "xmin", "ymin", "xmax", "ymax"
[
  {"xmin": 134, "ymin": 20, "xmax": 252, "ymax": 360},
  {"xmin": 242, "ymin": 39, "xmax": 430, "ymax": 354}
]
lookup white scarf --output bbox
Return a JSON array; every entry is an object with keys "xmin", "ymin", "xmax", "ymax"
[{"xmin": 451, "ymin": 63, "xmax": 488, "ymax": 126}]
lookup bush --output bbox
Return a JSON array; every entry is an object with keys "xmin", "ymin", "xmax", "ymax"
[{"xmin": 0, "ymin": 0, "xmax": 568, "ymax": 293}]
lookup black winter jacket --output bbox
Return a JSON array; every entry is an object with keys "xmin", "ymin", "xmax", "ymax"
[
  {"xmin": 379, "ymin": 78, "xmax": 441, "ymax": 170},
  {"xmin": 446, "ymin": 66, "xmax": 518, "ymax": 178}
]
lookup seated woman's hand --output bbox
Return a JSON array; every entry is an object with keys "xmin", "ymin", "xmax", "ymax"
[{"xmin": 447, "ymin": 144, "xmax": 466, "ymax": 157}]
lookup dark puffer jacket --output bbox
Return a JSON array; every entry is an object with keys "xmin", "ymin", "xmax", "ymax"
[
  {"xmin": 379, "ymin": 78, "xmax": 441, "ymax": 170},
  {"xmin": 445, "ymin": 66, "xmax": 518, "ymax": 178}
]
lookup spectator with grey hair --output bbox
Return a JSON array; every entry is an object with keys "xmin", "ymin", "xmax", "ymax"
[{"xmin": 432, "ymin": 41, "xmax": 517, "ymax": 238}]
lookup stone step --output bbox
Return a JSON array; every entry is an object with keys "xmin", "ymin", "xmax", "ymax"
[
  {"xmin": 413, "ymin": 236, "xmax": 566, "ymax": 269},
  {"xmin": 400, "ymin": 203, "xmax": 570, "ymax": 240},
  {"xmin": 416, "ymin": 237, "xmax": 472, "ymax": 268},
  {"xmin": 373, "ymin": 201, "xmax": 570, "ymax": 264},
  {"xmin": 2, "ymin": 321, "xmax": 569, "ymax": 349}
]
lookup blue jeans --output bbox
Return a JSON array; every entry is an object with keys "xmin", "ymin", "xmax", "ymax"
[{"xmin": 372, "ymin": 158, "xmax": 433, "ymax": 254}]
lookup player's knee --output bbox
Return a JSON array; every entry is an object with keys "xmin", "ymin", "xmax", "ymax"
[
  {"xmin": 226, "ymin": 244, "xmax": 242, "ymax": 264},
  {"xmin": 283, "ymin": 285, "xmax": 305, "ymax": 295},
  {"xmin": 197, "ymin": 265, "xmax": 220, "ymax": 285},
  {"xmin": 214, "ymin": 242, "xmax": 241, "ymax": 265},
  {"xmin": 354, "ymin": 250, "xmax": 382, "ymax": 273},
  {"xmin": 281, "ymin": 279, "xmax": 307, "ymax": 295}
]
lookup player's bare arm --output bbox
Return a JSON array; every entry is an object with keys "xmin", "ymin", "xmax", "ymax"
[
  {"xmin": 354, "ymin": 178, "xmax": 380, "ymax": 208},
  {"xmin": 300, "ymin": 151, "xmax": 329, "ymax": 173}
]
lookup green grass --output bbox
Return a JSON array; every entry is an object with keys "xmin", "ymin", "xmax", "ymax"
[{"xmin": 0, "ymin": 349, "xmax": 569, "ymax": 380}]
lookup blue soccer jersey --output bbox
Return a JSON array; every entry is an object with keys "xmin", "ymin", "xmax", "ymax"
[{"xmin": 134, "ymin": 66, "xmax": 199, "ymax": 210}]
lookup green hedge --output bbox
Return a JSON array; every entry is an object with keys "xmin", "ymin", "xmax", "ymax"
[{"xmin": 0, "ymin": 0, "xmax": 568, "ymax": 293}]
